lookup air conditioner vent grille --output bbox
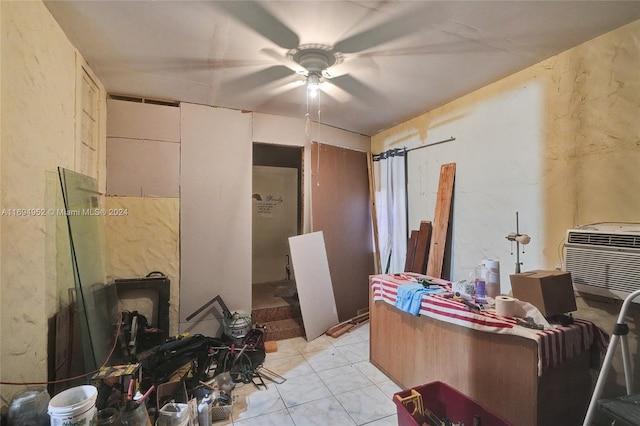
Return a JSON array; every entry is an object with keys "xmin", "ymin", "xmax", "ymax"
[
  {"xmin": 567, "ymin": 231, "xmax": 640, "ymax": 249},
  {"xmin": 566, "ymin": 248, "xmax": 640, "ymax": 293}
]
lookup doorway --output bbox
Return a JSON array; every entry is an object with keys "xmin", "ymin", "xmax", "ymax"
[{"xmin": 252, "ymin": 143, "xmax": 303, "ymax": 311}]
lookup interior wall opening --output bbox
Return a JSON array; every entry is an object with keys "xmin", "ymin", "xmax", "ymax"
[{"xmin": 252, "ymin": 143, "xmax": 303, "ymax": 311}]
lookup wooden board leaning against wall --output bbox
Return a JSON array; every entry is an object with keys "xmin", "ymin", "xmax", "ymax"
[{"xmin": 310, "ymin": 142, "xmax": 376, "ymax": 322}]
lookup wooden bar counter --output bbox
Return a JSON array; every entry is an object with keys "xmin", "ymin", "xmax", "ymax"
[{"xmin": 369, "ymin": 280, "xmax": 593, "ymax": 426}]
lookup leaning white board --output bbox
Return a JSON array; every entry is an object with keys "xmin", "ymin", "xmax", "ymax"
[{"xmin": 288, "ymin": 231, "xmax": 339, "ymax": 341}]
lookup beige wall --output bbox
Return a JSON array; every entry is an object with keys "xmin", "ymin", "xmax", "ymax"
[
  {"xmin": 104, "ymin": 197, "xmax": 180, "ymax": 336},
  {"xmin": 372, "ymin": 19, "xmax": 640, "ymax": 403},
  {"xmin": 0, "ymin": 1, "xmax": 106, "ymax": 401},
  {"xmin": 373, "ymin": 19, "xmax": 640, "ymax": 285}
]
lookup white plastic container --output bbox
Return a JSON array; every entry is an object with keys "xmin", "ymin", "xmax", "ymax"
[
  {"xmin": 156, "ymin": 402, "xmax": 189, "ymax": 426},
  {"xmin": 48, "ymin": 385, "xmax": 97, "ymax": 426}
]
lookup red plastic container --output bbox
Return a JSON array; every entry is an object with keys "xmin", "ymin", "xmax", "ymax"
[{"xmin": 393, "ymin": 381, "xmax": 511, "ymax": 426}]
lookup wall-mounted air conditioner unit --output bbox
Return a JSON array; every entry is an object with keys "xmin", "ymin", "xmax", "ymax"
[{"xmin": 564, "ymin": 226, "xmax": 640, "ymax": 301}]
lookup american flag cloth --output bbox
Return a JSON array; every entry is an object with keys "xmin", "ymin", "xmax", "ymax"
[{"xmin": 371, "ymin": 273, "xmax": 609, "ymax": 376}]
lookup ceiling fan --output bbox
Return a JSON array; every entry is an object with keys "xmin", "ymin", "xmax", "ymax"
[{"xmin": 214, "ymin": 1, "xmax": 436, "ymax": 105}]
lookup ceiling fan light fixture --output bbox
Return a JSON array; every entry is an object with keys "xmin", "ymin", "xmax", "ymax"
[
  {"xmin": 306, "ymin": 73, "xmax": 320, "ymax": 89},
  {"xmin": 307, "ymin": 73, "xmax": 320, "ymax": 98}
]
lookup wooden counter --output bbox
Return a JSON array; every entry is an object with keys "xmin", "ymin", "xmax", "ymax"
[{"xmin": 369, "ymin": 284, "xmax": 592, "ymax": 426}]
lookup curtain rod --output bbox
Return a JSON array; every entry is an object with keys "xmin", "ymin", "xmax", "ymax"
[{"xmin": 406, "ymin": 136, "xmax": 456, "ymax": 152}]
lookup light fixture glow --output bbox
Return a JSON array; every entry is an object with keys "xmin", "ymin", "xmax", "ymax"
[{"xmin": 306, "ymin": 73, "xmax": 320, "ymax": 98}]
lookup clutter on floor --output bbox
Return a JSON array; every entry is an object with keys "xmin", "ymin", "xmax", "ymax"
[{"xmin": 11, "ymin": 295, "xmax": 288, "ymax": 426}]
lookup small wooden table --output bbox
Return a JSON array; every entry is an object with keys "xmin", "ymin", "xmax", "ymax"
[{"xmin": 369, "ymin": 275, "xmax": 597, "ymax": 426}]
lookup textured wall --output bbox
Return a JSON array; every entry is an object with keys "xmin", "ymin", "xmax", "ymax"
[
  {"xmin": 372, "ymin": 19, "xmax": 640, "ymax": 286},
  {"xmin": 0, "ymin": 1, "xmax": 98, "ymax": 402},
  {"xmin": 372, "ymin": 19, "xmax": 640, "ymax": 405},
  {"xmin": 104, "ymin": 196, "xmax": 179, "ymax": 336}
]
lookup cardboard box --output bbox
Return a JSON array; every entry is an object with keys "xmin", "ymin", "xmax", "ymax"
[{"xmin": 509, "ymin": 270, "xmax": 577, "ymax": 317}]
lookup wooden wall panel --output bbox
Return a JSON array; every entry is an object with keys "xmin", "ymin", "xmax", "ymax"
[{"xmin": 311, "ymin": 143, "xmax": 375, "ymax": 321}]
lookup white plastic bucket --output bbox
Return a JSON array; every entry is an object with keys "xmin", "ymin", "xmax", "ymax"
[
  {"xmin": 156, "ymin": 403, "xmax": 189, "ymax": 426},
  {"xmin": 48, "ymin": 385, "xmax": 97, "ymax": 426}
]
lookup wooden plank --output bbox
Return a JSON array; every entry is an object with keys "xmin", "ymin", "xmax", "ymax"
[
  {"xmin": 412, "ymin": 221, "xmax": 432, "ymax": 274},
  {"xmin": 426, "ymin": 163, "xmax": 456, "ymax": 278},
  {"xmin": 404, "ymin": 230, "xmax": 419, "ymax": 272},
  {"xmin": 367, "ymin": 153, "xmax": 382, "ymax": 274},
  {"xmin": 327, "ymin": 323, "xmax": 354, "ymax": 337},
  {"xmin": 326, "ymin": 311, "xmax": 369, "ymax": 338}
]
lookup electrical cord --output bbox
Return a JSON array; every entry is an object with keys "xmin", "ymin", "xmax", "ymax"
[{"xmin": 0, "ymin": 310, "xmax": 124, "ymax": 386}]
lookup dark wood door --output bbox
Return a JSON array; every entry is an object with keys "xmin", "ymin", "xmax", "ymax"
[{"xmin": 311, "ymin": 142, "xmax": 375, "ymax": 321}]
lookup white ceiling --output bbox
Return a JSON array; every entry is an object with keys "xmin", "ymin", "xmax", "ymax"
[{"xmin": 44, "ymin": 1, "xmax": 640, "ymax": 136}]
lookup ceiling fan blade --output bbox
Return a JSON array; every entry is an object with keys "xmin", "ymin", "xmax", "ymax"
[
  {"xmin": 215, "ymin": 1, "xmax": 300, "ymax": 50},
  {"xmin": 269, "ymin": 79, "xmax": 306, "ymax": 98},
  {"xmin": 220, "ymin": 65, "xmax": 295, "ymax": 97},
  {"xmin": 323, "ymin": 55, "xmax": 378, "ymax": 79},
  {"xmin": 329, "ymin": 74, "xmax": 386, "ymax": 106},
  {"xmin": 320, "ymin": 82, "xmax": 352, "ymax": 103},
  {"xmin": 261, "ymin": 48, "xmax": 307, "ymax": 74},
  {"xmin": 333, "ymin": 3, "xmax": 438, "ymax": 54},
  {"xmin": 362, "ymin": 38, "xmax": 505, "ymax": 58}
]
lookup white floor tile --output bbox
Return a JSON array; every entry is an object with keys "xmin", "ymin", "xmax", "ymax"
[
  {"xmin": 232, "ymin": 408, "xmax": 295, "ymax": 425},
  {"xmin": 336, "ymin": 341, "xmax": 369, "ymax": 363},
  {"xmin": 275, "ymin": 372, "xmax": 333, "ymax": 407},
  {"xmin": 317, "ymin": 365, "xmax": 373, "ymax": 396},
  {"xmin": 224, "ymin": 325, "xmax": 395, "ymax": 425},
  {"xmin": 288, "ymin": 395, "xmax": 357, "ymax": 426},
  {"xmin": 263, "ymin": 353, "xmax": 315, "ymax": 379},
  {"xmin": 350, "ymin": 323, "xmax": 370, "ymax": 342},
  {"xmin": 265, "ymin": 337, "xmax": 303, "ymax": 360},
  {"xmin": 232, "ymin": 383, "xmax": 286, "ymax": 421},
  {"xmin": 375, "ymin": 379, "xmax": 402, "ymax": 398},
  {"xmin": 330, "ymin": 331, "xmax": 365, "ymax": 347},
  {"xmin": 303, "ymin": 347, "xmax": 352, "ymax": 372},
  {"xmin": 293, "ymin": 334, "xmax": 335, "ymax": 353},
  {"xmin": 337, "ymin": 384, "xmax": 397, "ymax": 425},
  {"xmin": 361, "ymin": 414, "xmax": 398, "ymax": 425},
  {"xmin": 353, "ymin": 361, "xmax": 392, "ymax": 384}
]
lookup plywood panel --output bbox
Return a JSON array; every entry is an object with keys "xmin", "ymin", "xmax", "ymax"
[
  {"xmin": 311, "ymin": 143, "xmax": 375, "ymax": 321},
  {"xmin": 107, "ymin": 99, "xmax": 180, "ymax": 142},
  {"xmin": 289, "ymin": 232, "xmax": 339, "ymax": 341},
  {"xmin": 106, "ymin": 137, "xmax": 179, "ymax": 197},
  {"xmin": 179, "ymin": 104, "xmax": 252, "ymax": 331}
]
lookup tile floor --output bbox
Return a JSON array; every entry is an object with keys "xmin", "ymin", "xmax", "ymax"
[{"xmin": 214, "ymin": 323, "xmax": 400, "ymax": 425}]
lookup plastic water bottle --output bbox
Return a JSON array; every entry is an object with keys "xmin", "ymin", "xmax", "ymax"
[
  {"xmin": 196, "ymin": 388, "xmax": 212, "ymax": 426},
  {"xmin": 474, "ymin": 264, "xmax": 487, "ymax": 301}
]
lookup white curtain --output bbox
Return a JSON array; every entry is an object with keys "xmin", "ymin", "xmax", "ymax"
[{"xmin": 373, "ymin": 148, "xmax": 407, "ymax": 274}]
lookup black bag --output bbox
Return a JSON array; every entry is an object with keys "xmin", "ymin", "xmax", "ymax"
[{"xmin": 140, "ymin": 334, "xmax": 226, "ymax": 388}]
